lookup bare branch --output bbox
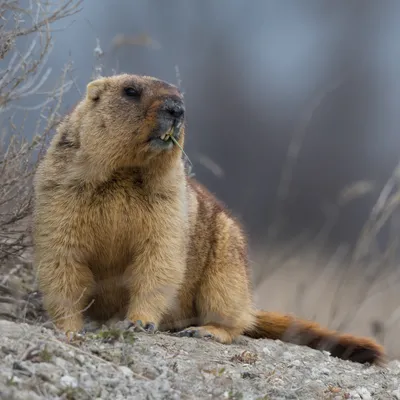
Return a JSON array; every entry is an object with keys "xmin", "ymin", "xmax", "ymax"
[{"xmin": 0, "ymin": 0, "xmax": 81, "ymax": 261}]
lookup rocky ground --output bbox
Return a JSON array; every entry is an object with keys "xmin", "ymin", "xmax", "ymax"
[{"xmin": 1, "ymin": 256, "xmax": 400, "ymax": 399}]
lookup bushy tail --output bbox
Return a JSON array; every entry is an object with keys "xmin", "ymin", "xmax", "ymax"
[{"xmin": 244, "ymin": 310, "xmax": 385, "ymax": 365}]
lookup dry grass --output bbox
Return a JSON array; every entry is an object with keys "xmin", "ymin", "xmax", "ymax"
[
  {"xmin": 248, "ymin": 67, "xmax": 400, "ymax": 361},
  {"xmin": 252, "ymin": 246, "xmax": 400, "ymax": 359},
  {"xmin": 0, "ymin": 0, "xmax": 82, "ymax": 262},
  {"xmin": 251, "ymin": 166, "xmax": 400, "ymax": 358}
]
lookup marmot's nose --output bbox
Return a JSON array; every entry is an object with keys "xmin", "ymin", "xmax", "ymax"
[{"xmin": 159, "ymin": 98, "xmax": 185, "ymax": 121}]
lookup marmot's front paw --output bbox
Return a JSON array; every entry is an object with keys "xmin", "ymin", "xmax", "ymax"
[{"xmin": 56, "ymin": 316, "xmax": 85, "ymax": 338}]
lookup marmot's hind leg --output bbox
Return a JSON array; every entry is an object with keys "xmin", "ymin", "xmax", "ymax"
[{"xmin": 177, "ymin": 214, "xmax": 256, "ymax": 344}]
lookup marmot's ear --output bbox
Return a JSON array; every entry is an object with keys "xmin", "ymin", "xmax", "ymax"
[{"xmin": 86, "ymin": 78, "xmax": 106, "ymax": 101}]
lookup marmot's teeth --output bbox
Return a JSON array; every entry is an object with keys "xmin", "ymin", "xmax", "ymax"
[{"xmin": 160, "ymin": 134, "xmax": 166, "ymax": 140}]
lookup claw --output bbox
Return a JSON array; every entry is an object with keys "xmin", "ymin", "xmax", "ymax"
[
  {"xmin": 132, "ymin": 320, "xmax": 146, "ymax": 332},
  {"xmin": 130, "ymin": 320, "xmax": 157, "ymax": 334},
  {"xmin": 144, "ymin": 322, "xmax": 156, "ymax": 333},
  {"xmin": 177, "ymin": 328, "xmax": 214, "ymax": 339},
  {"xmin": 65, "ymin": 330, "xmax": 86, "ymax": 343}
]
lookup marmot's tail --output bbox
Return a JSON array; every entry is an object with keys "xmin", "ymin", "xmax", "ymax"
[{"xmin": 244, "ymin": 310, "xmax": 385, "ymax": 365}]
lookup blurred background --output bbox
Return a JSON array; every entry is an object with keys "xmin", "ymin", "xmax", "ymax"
[{"xmin": 2, "ymin": 0, "xmax": 400, "ymax": 358}]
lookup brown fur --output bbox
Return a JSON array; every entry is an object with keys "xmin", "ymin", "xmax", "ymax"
[{"xmin": 33, "ymin": 73, "xmax": 385, "ymax": 365}]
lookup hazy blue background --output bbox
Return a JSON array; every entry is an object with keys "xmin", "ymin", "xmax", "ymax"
[{"xmin": 8, "ymin": 0, "xmax": 400, "ymax": 253}]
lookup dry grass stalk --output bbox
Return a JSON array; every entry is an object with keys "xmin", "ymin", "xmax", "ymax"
[{"xmin": 0, "ymin": 0, "xmax": 82, "ymax": 262}]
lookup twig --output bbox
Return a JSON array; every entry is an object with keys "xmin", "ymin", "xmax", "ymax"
[{"xmin": 20, "ymin": 342, "xmax": 42, "ymax": 361}]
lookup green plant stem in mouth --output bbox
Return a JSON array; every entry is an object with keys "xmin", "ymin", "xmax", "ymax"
[{"xmin": 170, "ymin": 135, "xmax": 193, "ymax": 173}]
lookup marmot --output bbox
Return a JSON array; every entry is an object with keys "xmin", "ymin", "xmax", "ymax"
[{"xmin": 33, "ymin": 73, "xmax": 385, "ymax": 365}]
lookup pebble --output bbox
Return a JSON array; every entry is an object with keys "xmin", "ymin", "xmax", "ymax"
[
  {"xmin": 55, "ymin": 357, "xmax": 68, "ymax": 369},
  {"xmin": 290, "ymin": 360, "xmax": 301, "ymax": 367},
  {"xmin": 356, "ymin": 387, "xmax": 371, "ymax": 399},
  {"xmin": 347, "ymin": 392, "xmax": 361, "ymax": 399},
  {"xmin": 120, "ymin": 366, "xmax": 133, "ymax": 377},
  {"xmin": 0, "ymin": 320, "xmax": 22, "ymax": 339},
  {"xmin": 321, "ymin": 367, "xmax": 330, "ymax": 375},
  {"xmin": 392, "ymin": 389, "xmax": 400, "ymax": 400},
  {"xmin": 262, "ymin": 347, "xmax": 271, "ymax": 355},
  {"xmin": 282, "ymin": 351, "xmax": 292, "ymax": 360},
  {"xmin": 67, "ymin": 350, "xmax": 75, "ymax": 358},
  {"xmin": 389, "ymin": 360, "xmax": 400, "ymax": 369},
  {"xmin": 42, "ymin": 382, "xmax": 60, "ymax": 396},
  {"xmin": 76, "ymin": 354, "xmax": 85, "ymax": 364},
  {"xmin": 60, "ymin": 375, "xmax": 78, "ymax": 388}
]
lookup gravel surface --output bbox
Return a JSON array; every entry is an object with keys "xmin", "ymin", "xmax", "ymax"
[
  {"xmin": 1, "ymin": 254, "xmax": 399, "ymax": 399},
  {"xmin": 0, "ymin": 319, "xmax": 399, "ymax": 400}
]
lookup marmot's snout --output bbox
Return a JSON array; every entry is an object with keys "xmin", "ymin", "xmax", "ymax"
[
  {"xmin": 159, "ymin": 96, "xmax": 185, "ymax": 126},
  {"xmin": 149, "ymin": 95, "xmax": 185, "ymax": 149},
  {"xmin": 159, "ymin": 97, "xmax": 185, "ymax": 123}
]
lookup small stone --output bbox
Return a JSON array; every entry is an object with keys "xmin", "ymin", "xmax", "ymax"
[
  {"xmin": 321, "ymin": 367, "xmax": 330, "ymax": 375},
  {"xmin": 392, "ymin": 390, "xmax": 400, "ymax": 400},
  {"xmin": 103, "ymin": 377, "xmax": 120, "ymax": 388},
  {"xmin": 17, "ymin": 391, "xmax": 42, "ymax": 400},
  {"xmin": 347, "ymin": 391, "xmax": 361, "ymax": 399},
  {"xmin": 79, "ymin": 372, "xmax": 92, "ymax": 383},
  {"xmin": 76, "ymin": 354, "xmax": 85, "ymax": 364},
  {"xmin": 5, "ymin": 354, "xmax": 14, "ymax": 362},
  {"xmin": 0, "ymin": 320, "xmax": 21, "ymax": 339},
  {"xmin": 282, "ymin": 351, "xmax": 292, "ymax": 360},
  {"xmin": 388, "ymin": 360, "xmax": 400, "ymax": 369},
  {"xmin": 290, "ymin": 360, "xmax": 301, "ymax": 367},
  {"xmin": 7, "ymin": 375, "xmax": 22, "ymax": 384},
  {"xmin": 0, "ymin": 302, "xmax": 18, "ymax": 317},
  {"xmin": 54, "ymin": 357, "xmax": 68, "ymax": 369},
  {"xmin": 262, "ymin": 347, "xmax": 271, "ymax": 355},
  {"xmin": 60, "ymin": 375, "xmax": 78, "ymax": 388},
  {"xmin": 356, "ymin": 387, "xmax": 371, "ymax": 399},
  {"xmin": 42, "ymin": 382, "xmax": 60, "ymax": 396},
  {"xmin": 120, "ymin": 366, "xmax": 133, "ymax": 377}
]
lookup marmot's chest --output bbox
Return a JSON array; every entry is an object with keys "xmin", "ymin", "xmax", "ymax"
[{"xmin": 75, "ymin": 185, "xmax": 182, "ymax": 269}]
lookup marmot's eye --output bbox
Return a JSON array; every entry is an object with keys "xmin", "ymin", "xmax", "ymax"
[{"xmin": 124, "ymin": 87, "xmax": 141, "ymax": 98}]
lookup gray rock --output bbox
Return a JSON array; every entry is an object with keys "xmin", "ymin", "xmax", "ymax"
[{"xmin": 0, "ymin": 321, "xmax": 398, "ymax": 399}]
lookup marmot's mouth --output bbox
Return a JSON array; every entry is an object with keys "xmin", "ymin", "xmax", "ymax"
[
  {"xmin": 159, "ymin": 132, "xmax": 173, "ymax": 142},
  {"xmin": 149, "ymin": 122, "xmax": 182, "ymax": 150}
]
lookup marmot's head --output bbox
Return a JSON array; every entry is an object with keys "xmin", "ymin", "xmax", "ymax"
[{"xmin": 68, "ymin": 73, "xmax": 186, "ymax": 174}]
